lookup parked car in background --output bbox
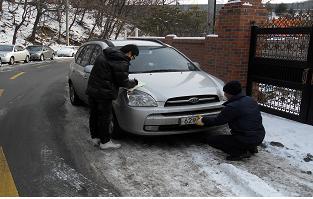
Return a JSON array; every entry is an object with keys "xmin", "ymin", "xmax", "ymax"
[
  {"xmin": 57, "ymin": 46, "xmax": 79, "ymax": 57},
  {"xmin": 26, "ymin": 45, "xmax": 55, "ymax": 61},
  {"xmin": 68, "ymin": 39, "xmax": 226, "ymax": 137},
  {"xmin": 0, "ymin": 44, "xmax": 30, "ymax": 65}
]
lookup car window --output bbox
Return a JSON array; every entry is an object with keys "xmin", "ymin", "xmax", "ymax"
[
  {"xmin": 0, "ymin": 45, "xmax": 13, "ymax": 51},
  {"xmin": 27, "ymin": 46, "xmax": 42, "ymax": 51},
  {"xmin": 15, "ymin": 46, "xmax": 23, "ymax": 51},
  {"xmin": 75, "ymin": 46, "xmax": 85, "ymax": 64},
  {"xmin": 90, "ymin": 45, "xmax": 103, "ymax": 65},
  {"xmin": 80, "ymin": 45, "xmax": 95, "ymax": 66},
  {"xmin": 128, "ymin": 46, "xmax": 198, "ymax": 73}
]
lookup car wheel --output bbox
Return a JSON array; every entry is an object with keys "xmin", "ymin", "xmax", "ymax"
[
  {"xmin": 111, "ymin": 112, "xmax": 125, "ymax": 139},
  {"xmin": 9, "ymin": 57, "xmax": 14, "ymax": 65},
  {"xmin": 51, "ymin": 54, "xmax": 55, "ymax": 60},
  {"xmin": 40, "ymin": 54, "xmax": 44, "ymax": 61},
  {"xmin": 24, "ymin": 55, "xmax": 29, "ymax": 63},
  {"xmin": 69, "ymin": 82, "xmax": 81, "ymax": 106}
]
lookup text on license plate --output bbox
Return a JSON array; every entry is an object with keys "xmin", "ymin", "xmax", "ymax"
[{"xmin": 180, "ymin": 116, "xmax": 198, "ymax": 125}]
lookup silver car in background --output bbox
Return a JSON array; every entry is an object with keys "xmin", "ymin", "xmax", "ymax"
[
  {"xmin": 0, "ymin": 44, "xmax": 30, "ymax": 65},
  {"xmin": 26, "ymin": 45, "xmax": 55, "ymax": 61},
  {"xmin": 68, "ymin": 39, "xmax": 225, "ymax": 136},
  {"xmin": 57, "ymin": 46, "xmax": 79, "ymax": 57}
]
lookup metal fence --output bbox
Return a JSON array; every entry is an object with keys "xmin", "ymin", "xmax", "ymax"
[{"xmin": 247, "ymin": 25, "xmax": 313, "ymax": 125}]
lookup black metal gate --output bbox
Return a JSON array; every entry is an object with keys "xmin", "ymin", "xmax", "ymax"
[{"xmin": 247, "ymin": 25, "xmax": 313, "ymax": 125}]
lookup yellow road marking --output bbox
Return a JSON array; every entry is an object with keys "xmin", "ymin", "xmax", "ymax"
[
  {"xmin": 10, "ymin": 72, "xmax": 25, "ymax": 80},
  {"xmin": 0, "ymin": 146, "xmax": 19, "ymax": 196},
  {"xmin": 0, "ymin": 89, "xmax": 4, "ymax": 96}
]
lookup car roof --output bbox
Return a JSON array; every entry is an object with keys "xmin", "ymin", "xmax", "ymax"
[{"xmin": 110, "ymin": 40, "xmax": 163, "ymax": 47}]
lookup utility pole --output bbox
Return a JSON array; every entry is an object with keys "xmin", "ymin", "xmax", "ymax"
[
  {"xmin": 213, "ymin": 0, "xmax": 216, "ymax": 34},
  {"xmin": 66, "ymin": 0, "xmax": 69, "ymax": 46}
]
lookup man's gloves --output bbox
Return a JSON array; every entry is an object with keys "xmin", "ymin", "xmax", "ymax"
[
  {"xmin": 128, "ymin": 78, "xmax": 138, "ymax": 88},
  {"xmin": 195, "ymin": 115, "xmax": 205, "ymax": 126}
]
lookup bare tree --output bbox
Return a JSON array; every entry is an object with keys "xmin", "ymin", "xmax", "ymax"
[
  {"xmin": 12, "ymin": 0, "xmax": 32, "ymax": 44},
  {"xmin": 0, "ymin": 0, "xmax": 4, "ymax": 12}
]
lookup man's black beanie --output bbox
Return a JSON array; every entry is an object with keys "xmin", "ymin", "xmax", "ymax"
[
  {"xmin": 120, "ymin": 44, "xmax": 139, "ymax": 56},
  {"xmin": 223, "ymin": 80, "xmax": 242, "ymax": 95}
]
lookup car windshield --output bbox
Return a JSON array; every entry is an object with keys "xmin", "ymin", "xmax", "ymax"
[
  {"xmin": 0, "ymin": 45, "xmax": 13, "ymax": 51},
  {"xmin": 27, "ymin": 46, "xmax": 42, "ymax": 51},
  {"xmin": 128, "ymin": 46, "xmax": 198, "ymax": 73}
]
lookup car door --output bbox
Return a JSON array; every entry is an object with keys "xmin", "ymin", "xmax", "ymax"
[
  {"xmin": 80, "ymin": 44, "xmax": 104, "ymax": 102},
  {"xmin": 74, "ymin": 44, "xmax": 95, "ymax": 98},
  {"xmin": 15, "ymin": 46, "xmax": 23, "ymax": 61}
]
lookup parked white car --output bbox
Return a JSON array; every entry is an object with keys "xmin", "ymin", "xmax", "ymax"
[
  {"xmin": 69, "ymin": 39, "xmax": 226, "ymax": 136},
  {"xmin": 0, "ymin": 44, "xmax": 30, "ymax": 65},
  {"xmin": 57, "ymin": 46, "xmax": 79, "ymax": 57}
]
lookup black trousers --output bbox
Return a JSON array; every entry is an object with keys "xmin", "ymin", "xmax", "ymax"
[
  {"xmin": 88, "ymin": 97, "xmax": 113, "ymax": 144},
  {"xmin": 206, "ymin": 135, "xmax": 258, "ymax": 156}
]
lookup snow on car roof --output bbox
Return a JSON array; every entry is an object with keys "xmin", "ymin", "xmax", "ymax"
[{"xmin": 111, "ymin": 40, "xmax": 163, "ymax": 47}]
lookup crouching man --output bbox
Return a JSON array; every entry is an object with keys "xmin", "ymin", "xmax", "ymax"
[{"xmin": 196, "ymin": 80, "xmax": 265, "ymax": 161}]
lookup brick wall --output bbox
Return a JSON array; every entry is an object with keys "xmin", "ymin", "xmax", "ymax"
[{"xmin": 153, "ymin": 0, "xmax": 268, "ymax": 87}]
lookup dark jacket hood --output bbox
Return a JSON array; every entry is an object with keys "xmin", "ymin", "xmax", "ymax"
[{"xmin": 103, "ymin": 47, "xmax": 130, "ymax": 62}]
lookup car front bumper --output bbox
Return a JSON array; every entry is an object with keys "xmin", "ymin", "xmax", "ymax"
[
  {"xmin": 30, "ymin": 54, "xmax": 41, "ymax": 60},
  {"xmin": 0, "ymin": 55, "xmax": 10, "ymax": 63},
  {"xmin": 114, "ymin": 101, "xmax": 225, "ymax": 135}
]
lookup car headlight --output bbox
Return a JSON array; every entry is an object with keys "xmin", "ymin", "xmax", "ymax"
[{"xmin": 127, "ymin": 90, "xmax": 157, "ymax": 107}]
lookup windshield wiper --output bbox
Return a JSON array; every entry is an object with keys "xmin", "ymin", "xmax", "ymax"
[{"xmin": 146, "ymin": 69, "xmax": 186, "ymax": 73}]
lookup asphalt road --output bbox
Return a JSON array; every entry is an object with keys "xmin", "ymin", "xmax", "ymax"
[{"xmin": 0, "ymin": 59, "xmax": 118, "ymax": 196}]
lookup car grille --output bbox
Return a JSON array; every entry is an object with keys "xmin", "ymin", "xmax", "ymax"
[{"xmin": 165, "ymin": 95, "xmax": 219, "ymax": 107}]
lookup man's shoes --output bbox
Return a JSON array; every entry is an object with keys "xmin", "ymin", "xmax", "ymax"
[
  {"xmin": 99, "ymin": 140, "xmax": 121, "ymax": 150},
  {"xmin": 90, "ymin": 138, "xmax": 101, "ymax": 146},
  {"xmin": 248, "ymin": 146, "xmax": 258, "ymax": 154},
  {"xmin": 226, "ymin": 151, "xmax": 251, "ymax": 161}
]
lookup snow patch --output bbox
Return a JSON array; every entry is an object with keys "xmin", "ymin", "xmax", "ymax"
[{"xmin": 192, "ymin": 154, "xmax": 282, "ymax": 196}]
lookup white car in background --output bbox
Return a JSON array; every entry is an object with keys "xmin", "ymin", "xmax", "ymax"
[
  {"xmin": 57, "ymin": 46, "xmax": 79, "ymax": 57},
  {"xmin": 0, "ymin": 44, "xmax": 30, "ymax": 65}
]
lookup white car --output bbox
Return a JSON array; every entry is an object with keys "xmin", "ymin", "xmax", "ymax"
[
  {"xmin": 57, "ymin": 46, "xmax": 79, "ymax": 57},
  {"xmin": 0, "ymin": 44, "xmax": 30, "ymax": 65}
]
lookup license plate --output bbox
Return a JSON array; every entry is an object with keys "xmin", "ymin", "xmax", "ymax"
[{"xmin": 180, "ymin": 116, "xmax": 198, "ymax": 125}]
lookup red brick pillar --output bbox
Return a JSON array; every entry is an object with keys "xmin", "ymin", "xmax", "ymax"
[{"xmin": 213, "ymin": 0, "xmax": 267, "ymax": 87}]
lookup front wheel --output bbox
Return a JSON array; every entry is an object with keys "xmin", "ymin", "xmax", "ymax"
[
  {"xmin": 40, "ymin": 54, "xmax": 44, "ymax": 61},
  {"xmin": 69, "ymin": 83, "xmax": 82, "ymax": 106},
  {"xmin": 9, "ymin": 57, "xmax": 14, "ymax": 65},
  {"xmin": 24, "ymin": 55, "xmax": 29, "ymax": 63}
]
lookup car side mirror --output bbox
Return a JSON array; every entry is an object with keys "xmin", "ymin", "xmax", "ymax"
[
  {"xmin": 193, "ymin": 62, "xmax": 201, "ymax": 68},
  {"xmin": 14, "ymin": 48, "xmax": 18, "ymax": 52},
  {"xmin": 84, "ymin": 65, "xmax": 94, "ymax": 73}
]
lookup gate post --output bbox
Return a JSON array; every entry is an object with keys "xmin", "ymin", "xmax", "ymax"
[
  {"xmin": 246, "ymin": 25, "xmax": 258, "ymax": 96},
  {"xmin": 305, "ymin": 26, "xmax": 313, "ymax": 124}
]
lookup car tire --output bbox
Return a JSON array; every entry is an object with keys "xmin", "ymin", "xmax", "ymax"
[
  {"xmin": 24, "ymin": 55, "xmax": 29, "ymax": 63},
  {"xmin": 9, "ymin": 57, "xmax": 14, "ymax": 65},
  {"xmin": 111, "ymin": 112, "xmax": 125, "ymax": 139},
  {"xmin": 69, "ymin": 82, "xmax": 82, "ymax": 106},
  {"xmin": 40, "ymin": 54, "xmax": 44, "ymax": 61},
  {"xmin": 51, "ymin": 54, "xmax": 55, "ymax": 60}
]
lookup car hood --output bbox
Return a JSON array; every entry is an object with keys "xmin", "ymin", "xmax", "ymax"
[{"xmin": 129, "ymin": 71, "xmax": 224, "ymax": 101}]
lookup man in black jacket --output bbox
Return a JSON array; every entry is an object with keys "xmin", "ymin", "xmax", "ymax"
[
  {"xmin": 196, "ymin": 80, "xmax": 265, "ymax": 161},
  {"xmin": 86, "ymin": 44, "xmax": 139, "ymax": 149}
]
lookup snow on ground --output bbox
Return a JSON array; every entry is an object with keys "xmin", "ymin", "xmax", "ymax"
[
  {"xmin": 63, "ymin": 91, "xmax": 313, "ymax": 197},
  {"xmin": 262, "ymin": 112, "xmax": 313, "ymax": 171}
]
